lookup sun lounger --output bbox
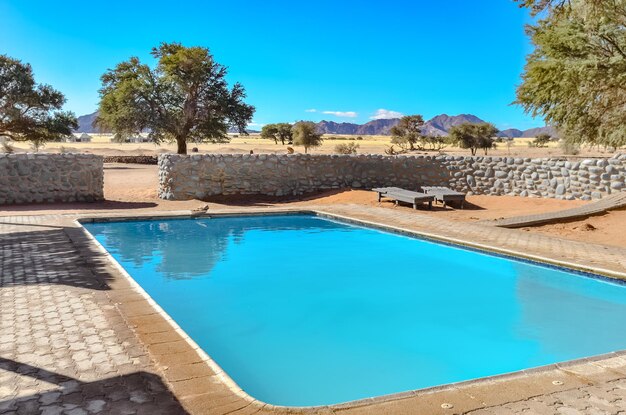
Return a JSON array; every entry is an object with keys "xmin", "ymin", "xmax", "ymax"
[
  {"xmin": 373, "ymin": 187, "xmax": 434, "ymax": 210},
  {"xmin": 420, "ymin": 186, "xmax": 466, "ymax": 209}
]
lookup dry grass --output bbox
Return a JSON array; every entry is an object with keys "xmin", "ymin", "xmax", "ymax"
[{"xmin": 6, "ymin": 134, "xmax": 622, "ymax": 158}]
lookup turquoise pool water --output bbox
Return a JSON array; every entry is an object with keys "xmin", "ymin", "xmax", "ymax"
[{"xmin": 84, "ymin": 214, "xmax": 626, "ymax": 407}]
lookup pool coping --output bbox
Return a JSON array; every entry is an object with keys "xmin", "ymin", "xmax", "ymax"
[{"xmin": 73, "ymin": 208, "xmax": 626, "ymax": 413}]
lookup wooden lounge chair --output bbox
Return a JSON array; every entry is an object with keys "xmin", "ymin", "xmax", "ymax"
[
  {"xmin": 373, "ymin": 187, "xmax": 435, "ymax": 210},
  {"xmin": 420, "ymin": 186, "xmax": 466, "ymax": 209}
]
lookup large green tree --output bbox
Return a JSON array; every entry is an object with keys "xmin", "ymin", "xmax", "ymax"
[
  {"xmin": 515, "ymin": 0, "xmax": 626, "ymax": 148},
  {"xmin": 292, "ymin": 121, "xmax": 323, "ymax": 153},
  {"xmin": 390, "ymin": 115, "xmax": 425, "ymax": 151},
  {"xmin": 97, "ymin": 42, "xmax": 255, "ymax": 154},
  {"xmin": 448, "ymin": 122, "xmax": 498, "ymax": 155},
  {"xmin": 260, "ymin": 122, "xmax": 293, "ymax": 145},
  {"xmin": 0, "ymin": 55, "xmax": 77, "ymax": 146}
]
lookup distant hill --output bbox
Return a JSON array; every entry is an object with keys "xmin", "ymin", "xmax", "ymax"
[
  {"xmin": 521, "ymin": 126, "xmax": 558, "ymax": 138},
  {"xmin": 315, "ymin": 114, "xmax": 488, "ymax": 136},
  {"xmin": 76, "ymin": 111, "xmax": 104, "ymax": 133},
  {"xmin": 498, "ymin": 128, "xmax": 524, "ymax": 138},
  {"xmin": 76, "ymin": 110, "xmax": 555, "ymax": 138},
  {"xmin": 423, "ymin": 114, "xmax": 486, "ymax": 136},
  {"xmin": 316, "ymin": 119, "xmax": 400, "ymax": 135}
]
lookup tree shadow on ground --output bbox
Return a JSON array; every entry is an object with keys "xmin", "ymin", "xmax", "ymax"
[
  {"xmin": 0, "ymin": 357, "xmax": 189, "ymax": 414},
  {"xmin": 0, "ymin": 200, "xmax": 158, "ymax": 212},
  {"xmin": 0, "ymin": 224, "xmax": 117, "ymax": 290},
  {"xmin": 201, "ymin": 188, "xmax": 360, "ymax": 207}
]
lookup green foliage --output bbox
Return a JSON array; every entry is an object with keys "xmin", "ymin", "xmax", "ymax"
[
  {"xmin": 97, "ymin": 42, "xmax": 254, "ymax": 154},
  {"xmin": 0, "ymin": 55, "xmax": 77, "ymax": 146},
  {"xmin": 261, "ymin": 123, "xmax": 292, "ymax": 145},
  {"xmin": 531, "ymin": 133, "xmax": 552, "ymax": 147},
  {"xmin": 292, "ymin": 121, "xmax": 322, "ymax": 153},
  {"xmin": 516, "ymin": 1, "xmax": 626, "ymax": 148},
  {"xmin": 334, "ymin": 142, "xmax": 359, "ymax": 154},
  {"xmin": 390, "ymin": 115, "xmax": 425, "ymax": 151},
  {"xmin": 448, "ymin": 122, "xmax": 498, "ymax": 156},
  {"xmin": 421, "ymin": 135, "xmax": 449, "ymax": 151}
]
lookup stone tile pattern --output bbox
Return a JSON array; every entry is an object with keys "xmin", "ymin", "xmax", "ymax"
[
  {"xmin": 0, "ymin": 218, "xmax": 186, "ymax": 414},
  {"xmin": 158, "ymin": 153, "xmax": 626, "ymax": 201},
  {"xmin": 0, "ymin": 153, "xmax": 104, "ymax": 205}
]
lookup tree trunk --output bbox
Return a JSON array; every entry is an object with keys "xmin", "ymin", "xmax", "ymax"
[{"xmin": 176, "ymin": 138, "xmax": 187, "ymax": 155}]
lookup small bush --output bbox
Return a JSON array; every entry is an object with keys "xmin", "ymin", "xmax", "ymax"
[
  {"xmin": 30, "ymin": 141, "xmax": 45, "ymax": 152},
  {"xmin": 334, "ymin": 142, "xmax": 359, "ymax": 155},
  {"xmin": 1, "ymin": 141, "xmax": 15, "ymax": 153},
  {"xmin": 191, "ymin": 147, "xmax": 199, "ymax": 153},
  {"xmin": 559, "ymin": 140, "xmax": 580, "ymax": 155},
  {"xmin": 356, "ymin": 136, "xmax": 363, "ymax": 140}
]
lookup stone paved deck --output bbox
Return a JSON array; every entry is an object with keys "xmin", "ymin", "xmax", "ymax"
[{"xmin": 1, "ymin": 206, "xmax": 626, "ymax": 414}]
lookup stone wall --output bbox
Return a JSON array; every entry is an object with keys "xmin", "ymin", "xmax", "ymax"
[
  {"xmin": 158, "ymin": 153, "xmax": 626, "ymax": 201},
  {"xmin": 0, "ymin": 153, "xmax": 104, "ymax": 205}
]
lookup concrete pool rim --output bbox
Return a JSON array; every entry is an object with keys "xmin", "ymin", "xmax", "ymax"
[{"xmin": 75, "ymin": 209, "xmax": 626, "ymax": 410}]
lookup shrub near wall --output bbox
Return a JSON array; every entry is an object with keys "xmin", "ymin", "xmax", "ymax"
[
  {"xmin": 158, "ymin": 153, "xmax": 626, "ymax": 201},
  {"xmin": 0, "ymin": 153, "xmax": 104, "ymax": 205}
]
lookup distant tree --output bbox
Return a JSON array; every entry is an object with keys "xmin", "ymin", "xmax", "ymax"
[
  {"xmin": 532, "ymin": 133, "xmax": 551, "ymax": 148},
  {"xmin": 515, "ymin": 1, "xmax": 626, "ymax": 148},
  {"xmin": 390, "ymin": 115, "xmax": 425, "ymax": 151},
  {"xmin": 334, "ymin": 142, "xmax": 359, "ymax": 154},
  {"xmin": 96, "ymin": 42, "xmax": 255, "ymax": 154},
  {"xmin": 261, "ymin": 123, "xmax": 292, "ymax": 145},
  {"xmin": 261, "ymin": 124, "xmax": 279, "ymax": 144},
  {"xmin": 421, "ymin": 135, "xmax": 449, "ymax": 151},
  {"xmin": 0, "ymin": 55, "xmax": 77, "ymax": 146},
  {"xmin": 448, "ymin": 122, "xmax": 498, "ymax": 156},
  {"xmin": 292, "ymin": 121, "xmax": 322, "ymax": 153}
]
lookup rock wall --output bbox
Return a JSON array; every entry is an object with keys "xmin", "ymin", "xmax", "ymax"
[
  {"xmin": 0, "ymin": 153, "xmax": 104, "ymax": 205},
  {"xmin": 158, "ymin": 153, "xmax": 626, "ymax": 201}
]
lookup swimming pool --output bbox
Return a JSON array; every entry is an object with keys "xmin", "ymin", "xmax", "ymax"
[{"xmin": 83, "ymin": 213, "xmax": 626, "ymax": 407}]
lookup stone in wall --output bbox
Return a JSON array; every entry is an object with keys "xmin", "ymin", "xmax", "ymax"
[{"xmin": 0, "ymin": 153, "xmax": 104, "ymax": 205}]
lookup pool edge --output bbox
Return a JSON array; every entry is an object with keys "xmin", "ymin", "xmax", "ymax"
[{"xmin": 73, "ymin": 209, "xmax": 626, "ymax": 412}]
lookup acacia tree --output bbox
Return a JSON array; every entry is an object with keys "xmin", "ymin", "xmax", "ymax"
[
  {"xmin": 532, "ymin": 133, "xmax": 552, "ymax": 148},
  {"xmin": 390, "ymin": 115, "xmax": 425, "ymax": 151},
  {"xmin": 515, "ymin": 0, "xmax": 626, "ymax": 148},
  {"xmin": 292, "ymin": 121, "xmax": 322, "ymax": 153},
  {"xmin": 0, "ymin": 55, "xmax": 77, "ymax": 146},
  {"xmin": 97, "ymin": 42, "xmax": 255, "ymax": 154},
  {"xmin": 261, "ymin": 123, "xmax": 293, "ymax": 144},
  {"xmin": 448, "ymin": 122, "xmax": 498, "ymax": 156}
]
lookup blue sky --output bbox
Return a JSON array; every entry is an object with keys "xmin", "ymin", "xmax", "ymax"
[{"xmin": 0, "ymin": 1, "xmax": 538, "ymax": 129}]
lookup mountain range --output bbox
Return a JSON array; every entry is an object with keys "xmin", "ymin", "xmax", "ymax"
[
  {"xmin": 315, "ymin": 114, "xmax": 556, "ymax": 138},
  {"xmin": 75, "ymin": 111, "xmax": 555, "ymax": 137}
]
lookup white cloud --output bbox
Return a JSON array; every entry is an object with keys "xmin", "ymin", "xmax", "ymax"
[
  {"xmin": 247, "ymin": 122, "xmax": 265, "ymax": 127},
  {"xmin": 322, "ymin": 111, "xmax": 358, "ymax": 118},
  {"xmin": 305, "ymin": 108, "xmax": 317, "ymax": 113},
  {"xmin": 370, "ymin": 109, "xmax": 403, "ymax": 120}
]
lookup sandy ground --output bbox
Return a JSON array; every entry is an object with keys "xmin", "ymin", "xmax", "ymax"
[
  {"xmin": 2, "ymin": 163, "xmax": 624, "ymax": 248},
  {"xmin": 8, "ymin": 136, "xmax": 623, "ymax": 158}
]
